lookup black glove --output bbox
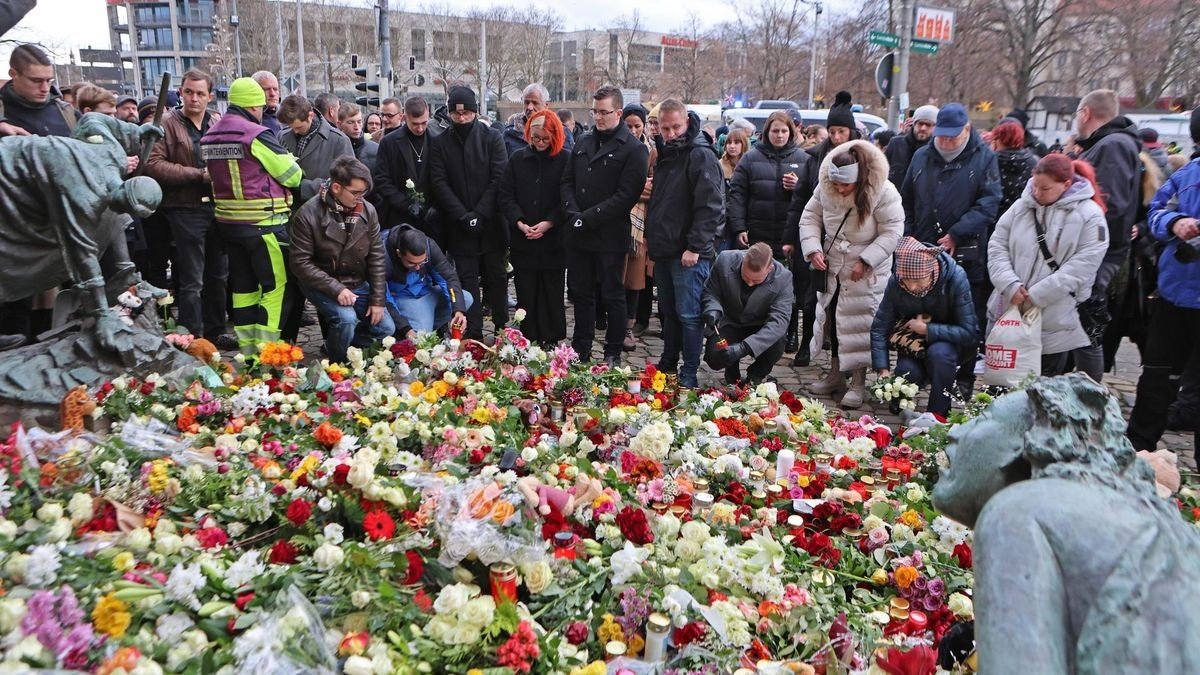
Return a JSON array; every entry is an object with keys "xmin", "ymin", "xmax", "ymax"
[
  {"xmin": 461, "ymin": 212, "xmax": 480, "ymax": 229},
  {"xmin": 406, "ymin": 201, "xmax": 424, "ymax": 220},
  {"xmin": 568, "ymin": 212, "xmax": 585, "ymax": 229},
  {"xmin": 703, "ymin": 311, "xmax": 721, "ymax": 330},
  {"xmin": 725, "ymin": 341, "xmax": 750, "ymax": 363}
]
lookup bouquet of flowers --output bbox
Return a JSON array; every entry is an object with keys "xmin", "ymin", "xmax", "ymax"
[{"xmin": 872, "ymin": 374, "xmax": 920, "ymax": 414}]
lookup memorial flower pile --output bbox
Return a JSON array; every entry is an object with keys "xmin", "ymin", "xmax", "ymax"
[{"xmin": 0, "ymin": 327, "xmax": 990, "ymax": 674}]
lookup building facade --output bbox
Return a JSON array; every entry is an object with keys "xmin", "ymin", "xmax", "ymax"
[{"xmin": 107, "ymin": 0, "xmax": 222, "ymax": 98}]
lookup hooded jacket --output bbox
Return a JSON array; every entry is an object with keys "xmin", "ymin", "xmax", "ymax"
[
  {"xmin": 987, "ymin": 177, "xmax": 1109, "ymax": 354},
  {"xmin": 799, "ymin": 140, "xmax": 905, "ymax": 370},
  {"xmin": 1147, "ymin": 158, "xmax": 1200, "ymax": 309},
  {"xmin": 1079, "ymin": 116, "xmax": 1142, "ymax": 296},
  {"xmin": 645, "ymin": 111, "xmax": 725, "ymax": 260},
  {"xmin": 871, "ymin": 251, "xmax": 977, "ymax": 370},
  {"xmin": 727, "ymin": 137, "xmax": 815, "ymax": 255},
  {"xmin": 900, "ymin": 130, "xmax": 1002, "ymax": 283}
]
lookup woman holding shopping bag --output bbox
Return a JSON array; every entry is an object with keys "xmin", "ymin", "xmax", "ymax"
[
  {"xmin": 986, "ymin": 153, "xmax": 1109, "ymax": 376},
  {"xmin": 799, "ymin": 140, "xmax": 905, "ymax": 408}
]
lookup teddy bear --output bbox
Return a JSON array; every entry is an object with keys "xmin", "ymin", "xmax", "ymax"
[
  {"xmin": 115, "ymin": 285, "xmax": 144, "ymax": 326},
  {"xmin": 516, "ymin": 474, "xmax": 604, "ymax": 518}
]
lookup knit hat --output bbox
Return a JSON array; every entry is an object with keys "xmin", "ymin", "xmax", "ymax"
[
  {"xmin": 895, "ymin": 237, "xmax": 940, "ymax": 280},
  {"xmin": 228, "ymin": 77, "xmax": 266, "ymax": 108},
  {"xmin": 137, "ymin": 97, "xmax": 157, "ymax": 123},
  {"xmin": 826, "ymin": 91, "xmax": 855, "ymax": 131},
  {"xmin": 1005, "ymin": 108, "xmax": 1030, "ymax": 128},
  {"xmin": 622, "ymin": 103, "xmax": 647, "ymax": 125},
  {"xmin": 116, "ymin": 95, "xmax": 138, "ymax": 108},
  {"xmin": 648, "ymin": 102, "xmax": 662, "ymax": 120},
  {"xmin": 447, "ymin": 86, "xmax": 478, "ymax": 113},
  {"xmin": 912, "ymin": 105, "xmax": 939, "ymax": 125}
]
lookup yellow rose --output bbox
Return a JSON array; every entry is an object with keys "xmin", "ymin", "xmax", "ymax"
[
  {"xmin": 521, "ymin": 561, "xmax": 554, "ymax": 594},
  {"xmin": 871, "ymin": 568, "xmax": 889, "ymax": 585},
  {"xmin": 112, "ymin": 551, "xmax": 135, "ymax": 572}
]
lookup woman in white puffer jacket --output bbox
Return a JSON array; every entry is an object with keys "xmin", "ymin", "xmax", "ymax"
[{"xmin": 987, "ymin": 153, "xmax": 1110, "ymax": 375}]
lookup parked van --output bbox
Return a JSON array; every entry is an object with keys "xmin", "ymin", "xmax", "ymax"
[{"xmin": 722, "ymin": 108, "xmax": 887, "ymax": 135}]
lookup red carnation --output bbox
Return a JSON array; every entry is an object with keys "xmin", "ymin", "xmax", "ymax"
[
  {"xmin": 286, "ymin": 499, "xmax": 314, "ymax": 527},
  {"xmin": 952, "ymin": 542, "xmax": 972, "ymax": 569},
  {"xmin": 363, "ymin": 510, "xmax": 396, "ymax": 541},
  {"xmin": 402, "ymin": 549, "xmax": 424, "ymax": 584},
  {"xmin": 195, "ymin": 526, "xmax": 228, "ymax": 549},
  {"xmin": 673, "ymin": 621, "xmax": 707, "ymax": 647},
  {"xmin": 269, "ymin": 539, "xmax": 300, "ymax": 564},
  {"xmin": 615, "ymin": 506, "xmax": 654, "ymax": 545}
]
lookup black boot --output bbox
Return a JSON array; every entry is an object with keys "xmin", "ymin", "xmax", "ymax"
[
  {"xmin": 785, "ymin": 329, "xmax": 799, "ymax": 354},
  {"xmin": 0, "ymin": 334, "xmax": 27, "ymax": 352},
  {"xmin": 792, "ymin": 344, "xmax": 811, "ymax": 367}
]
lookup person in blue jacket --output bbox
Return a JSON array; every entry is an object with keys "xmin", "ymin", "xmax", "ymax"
[
  {"xmin": 871, "ymin": 237, "xmax": 978, "ymax": 421},
  {"xmin": 900, "ymin": 102, "xmax": 1001, "ymax": 394},
  {"xmin": 1127, "ymin": 108, "xmax": 1200, "ymax": 455},
  {"xmin": 384, "ymin": 225, "xmax": 471, "ymax": 337}
]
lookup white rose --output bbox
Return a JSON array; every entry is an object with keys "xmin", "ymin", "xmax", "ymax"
[
  {"xmin": 432, "ymin": 583, "xmax": 472, "ymax": 615},
  {"xmin": 130, "ymin": 661, "xmax": 165, "ymax": 675},
  {"xmin": 0, "ymin": 520, "xmax": 16, "ymax": 538},
  {"xmin": 313, "ymin": 542, "xmax": 345, "ymax": 571},
  {"xmin": 324, "ymin": 524, "xmax": 345, "ymax": 545},
  {"xmin": 424, "ymin": 615, "xmax": 455, "ymax": 642},
  {"xmin": 36, "ymin": 502, "xmax": 64, "ymax": 523},
  {"xmin": 344, "ymin": 656, "xmax": 375, "ymax": 675},
  {"xmin": 521, "ymin": 561, "xmax": 553, "ymax": 594},
  {"xmin": 67, "ymin": 493, "xmax": 94, "ymax": 524},
  {"xmin": 674, "ymin": 539, "xmax": 702, "ymax": 562},
  {"xmin": 404, "ymin": 179, "xmax": 416, "ymax": 190},
  {"xmin": 125, "ymin": 527, "xmax": 152, "ymax": 551},
  {"xmin": 351, "ymin": 590, "xmax": 372, "ymax": 609},
  {"xmin": 513, "ymin": 308, "xmax": 527, "ymax": 322},
  {"xmin": 905, "ymin": 484, "xmax": 927, "ymax": 503},
  {"xmin": 381, "ymin": 487, "xmax": 407, "ymax": 509},
  {"xmin": 680, "ymin": 520, "xmax": 711, "ymax": 543},
  {"xmin": 46, "ymin": 518, "xmax": 72, "ymax": 543},
  {"xmin": 156, "ymin": 533, "xmax": 183, "ymax": 556},
  {"xmin": 347, "ymin": 461, "xmax": 375, "ymax": 489},
  {"xmin": 654, "ymin": 513, "xmax": 681, "ymax": 541},
  {"xmin": 450, "ymin": 623, "xmax": 482, "ymax": 645},
  {"xmin": 520, "ymin": 446, "xmax": 538, "ymax": 463},
  {"xmin": 0, "ymin": 597, "xmax": 26, "ymax": 634},
  {"xmin": 458, "ymin": 596, "xmax": 495, "ymax": 628},
  {"xmin": 948, "ymin": 592, "xmax": 974, "ymax": 618},
  {"xmin": 608, "ymin": 408, "xmax": 627, "ymax": 424}
]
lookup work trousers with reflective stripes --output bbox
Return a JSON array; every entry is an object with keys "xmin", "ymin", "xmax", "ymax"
[{"xmin": 225, "ymin": 230, "xmax": 287, "ymax": 353}]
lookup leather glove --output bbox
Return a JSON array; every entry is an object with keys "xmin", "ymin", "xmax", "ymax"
[
  {"xmin": 703, "ymin": 311, "xmax": 721, "ymax": 330},
  {"xmin": 407, "ymin": 201, "xmax": 423, "ymax": 220},
  {"xmin": 725, "ymin": 341, "xmax": 750, "ymax": 363}
]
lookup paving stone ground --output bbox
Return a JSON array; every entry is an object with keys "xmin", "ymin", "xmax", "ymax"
[{"xmin": 290, "ymin": 288, "xmax": 1196, "ymax": 469}]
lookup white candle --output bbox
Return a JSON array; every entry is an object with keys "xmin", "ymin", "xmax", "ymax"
[{"xmin": 776, "ymin": 449, "xmax": 795, "ymax": 483}]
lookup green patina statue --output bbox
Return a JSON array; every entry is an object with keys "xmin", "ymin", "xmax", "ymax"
[
  {"xmin": 934, "ymin": 373, "xmax": 1200, "ymax": 674},
  {"xmin": 0, "ymin": 112, "xmax": 163, "ymax": 357}
]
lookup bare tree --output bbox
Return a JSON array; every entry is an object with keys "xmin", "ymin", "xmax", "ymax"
[
  {"xmin": 665, "ymin": 13, "xmax": 707, "ymax": 102},
  {"xmin": 739, "ymin": 0, "xmax": 809, "ymax": 101},
  {"xmin": 1097, "ymin": 0, "xmax": 1200, "ymax": 107},
  {"xmin": 602, "ymin": 12, "xmax": 654, "ymax": 91},
  {"xmin": 980, "ymin": 0, "xmax": 1093, "ymax": 107}
]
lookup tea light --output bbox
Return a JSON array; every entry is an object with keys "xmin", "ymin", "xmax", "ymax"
[{"xmin": 627, "ymin": 378, "xmax": 642, "ymax": 394}]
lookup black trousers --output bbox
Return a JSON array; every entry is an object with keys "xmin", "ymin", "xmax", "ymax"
[
  {"xmin": 513, "ymin": 266, "xmax": 565, "ymax": 347},
  {"xmin": 454, "ymin": 252, "xmax": 508, "ymax": 340},
  {"xmin": 568, "ymin": 249, "xmax": 626, "ymax": 360},
  {"xmin": 138, "ymin": 211, "xmax": 173, "ymax": 290},
  {"xmin": 1127, "ymin": 298, "xmax": 1200, "ymax": 453},
  {"xmin": 705, "ymin": 323, "xmax": 786, "ymax": 384},
  {"xmin": 165, "ymin": 207, "xmax": 228, "ymax": 340}
]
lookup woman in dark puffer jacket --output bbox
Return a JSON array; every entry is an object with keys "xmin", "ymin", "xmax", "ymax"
[{"xmin": 728, "ymin": 110, "xmax": 816, "ymax": 350}]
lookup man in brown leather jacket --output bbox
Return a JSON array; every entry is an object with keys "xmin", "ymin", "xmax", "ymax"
[
  {"xmin": 289, "ymin": 156, "xmax": 393, "ymax": 361},
  {"xmin": 144, "ymin": 68, "xmax": 236, "ymax": 349}
]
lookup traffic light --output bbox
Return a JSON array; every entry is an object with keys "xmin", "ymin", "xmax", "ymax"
[
  {"xmin": 408, "ymin": 56, "xmax": 415, "ymax": 70},
  {"xmin": 355, "ymin": 63, "xmax": 379, "ymax": 107}
]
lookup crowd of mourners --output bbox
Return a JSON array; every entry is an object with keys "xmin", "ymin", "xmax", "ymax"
[{"xmin": 1, "ymin": 41, "xmax": 1197, "ymax": 453}]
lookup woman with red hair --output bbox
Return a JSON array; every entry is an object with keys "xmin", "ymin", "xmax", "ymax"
[
  {"xmin": 498, "ymin": 109, "xmax": 568, "ymax": 346},
  {"xmin": 987, "ymin": 153, "xmax": 1109, "ymax": 375},
  {"xmin": 989, "ymin": 119, "xmax": 1038, "ymax": 221}
]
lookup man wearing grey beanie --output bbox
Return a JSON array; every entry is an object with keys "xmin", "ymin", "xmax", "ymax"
[{"xmin": 886, "ymin": 105, "xmax": 938, "ymax": 188}]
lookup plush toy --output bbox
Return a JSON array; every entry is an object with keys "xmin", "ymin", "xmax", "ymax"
[
  {"xmin": 516, "ymin": 474, "xmax": 604, "ymax": 518},
  {"xmin": 185, "ymin": 337, "xmax": 219, "ymax": 365},
  {"xmin": 115, "ymin": 285, "xmax": 144, "ymax": 326},
  {"xmin": 1137, "ymin": 449, "xmax": 1181, "ymax": 498},
  {"xmin": 59, "ymin": 385, "xmax": 96, "ymax": 433}
]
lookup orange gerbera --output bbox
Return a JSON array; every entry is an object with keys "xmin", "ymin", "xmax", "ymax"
[{"xmin": 313, "ymin": 422, "xmax": 343, "ymax": 448}]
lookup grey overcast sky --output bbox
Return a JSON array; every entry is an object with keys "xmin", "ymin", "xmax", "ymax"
[{"xmin": 3, "ymin": 0, "xmax": 851, "ymax": 64}]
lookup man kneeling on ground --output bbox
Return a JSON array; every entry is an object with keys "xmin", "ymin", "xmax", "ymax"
[
  {"xmin": 702, "ymin": 243, "xmax": 794, "ymax": 385},
  {"xmin": 385, "ymin": 225, "xmax": 470, "ymax": 337},
  {"xmin": 289, "ymin": 156, "xmax": 394, "ymax": 361}
]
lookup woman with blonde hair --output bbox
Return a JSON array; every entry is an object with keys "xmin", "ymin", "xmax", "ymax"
[{"xmin": 799, "ymin": 140, "xmax": 905, "ymax": 408}]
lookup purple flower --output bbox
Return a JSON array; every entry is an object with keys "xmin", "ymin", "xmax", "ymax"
[
  {"xmin": 56, "ymin": 586, "xmax": 84, "ymax": 627},
  {"xmin": 922, "ymin": 594, "xmax": 943, "ymax": 612},
  {"xmin": 926, "ymin": 577, "xmax": 946, "ymax": 597}
]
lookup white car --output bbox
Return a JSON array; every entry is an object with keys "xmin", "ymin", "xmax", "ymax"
[{"xmin": 722, "ymin": 108, "xmax": 887, "ymax": 135}]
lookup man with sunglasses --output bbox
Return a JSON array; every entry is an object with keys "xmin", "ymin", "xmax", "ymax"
[
  {"xmin": 289, "ymin": 156, "xmax": 393, "ymax": 362},
  {"xmin": 561, "ymin": 85, "xmax": 649, "ymax": 367}
]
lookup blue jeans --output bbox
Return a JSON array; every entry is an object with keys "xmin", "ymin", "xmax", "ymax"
[
  {"xmin": 389, "ymin": 289, "xmax": 474, "ymax": 332},
  {"xmin": 300, "ymin": 282, "xmax": 395, "ymax": 362},
  {"xmin": 655, "ymin": 256, "xmax": 712, "ymax": 387},
  {"xmin": 895, "ymin": 340, "xmax": 961, "ymax": 417}
]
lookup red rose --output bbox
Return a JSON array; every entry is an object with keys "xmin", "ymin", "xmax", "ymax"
[
  {"xmin": 673, "ymin": 621, "xmax": 708, "ymax": 647},
  {"xmin": 468, "ymin": 448, "xmax": 486, "ymax": 464},
  {"xmin": 195, "ymin": 527, "xmax": 228, "ymax": 549},
  {"xmin": 706, "ymin": 589, "xmax": 727, "ymax": 604},
  {"xmin": 235, "ymin": 591, "xmax": 256, "ymax": 611},
  {"xmin": 269, "ymin": 539, "xmax": 300, "ymax": 564},
  {"xmin": 952, "ymin": 542, "xmax": 972, "ymax": 569},
  {"xmin": 271, "ymin": 483, "xmax": 288, "ymax": 496},
  {"xmin": 615, "ymin": 506, "xmax": 654, "ymax": 545},
  {"xmin": 830, "ymin": 513, "xmax": 862, "ymax": 533},
  {"xmin": 286, "ymin": 499, "xmax": 313, "ymax": 527},
  {"xmin": 402, "ymin": 549, "xmax": 424, "ymax": 585},
  {"xmin": 363, "ymin": 510, "xmax": 396, "ymax": 541},
  {"xmin": 332, "ymin": 464, "xmax": 350, "ymax": 485},
  {"xmin": 413, "ymin": 588, "xmax": 433, "ymax": 612}
]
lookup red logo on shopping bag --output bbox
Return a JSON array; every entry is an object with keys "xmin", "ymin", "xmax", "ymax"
[{"xmin": 986, "ymin": 344, "xmax": 1016, "ymax": 370}]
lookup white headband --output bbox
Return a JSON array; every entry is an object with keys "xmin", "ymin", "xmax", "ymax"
[{"xmin": 829, "ymin": 162, "xmax": 859, "ymax": 184}]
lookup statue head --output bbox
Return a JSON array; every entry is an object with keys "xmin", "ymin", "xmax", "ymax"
[
  {"xmin": 933, "ymin": 374, "xmax": 1142, "ymax": 527},
  {"xmin": 109, "ymin": 177, "xmax": 162, "ymax": 218}
]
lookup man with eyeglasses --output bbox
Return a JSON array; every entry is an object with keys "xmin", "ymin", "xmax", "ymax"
[
  {"xmin": 503, "ymin": 82, "xmax": 573, "ymax": 157},
  {"xmin": 289, "ymin": 156, "xmax": 393, "ymax": 362},
  {"xmin": 379, "ymin": 97, "xmax": 404, "ymax": 136},
  {"xmin": 0, "ymin": 43, "xmax": 81, "ymax": 351},
  {"xmin": 428, "ymin": 85, "xmax": 508, "ymax": 339},
  {"xmin": 561, "ymin": 85, "xmax": 650, "ymax": 367}
]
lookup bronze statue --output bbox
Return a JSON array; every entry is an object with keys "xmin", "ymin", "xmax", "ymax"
[
  {"xmin": 934, "ymin": 373, "xmax": 1200, "ymax": 674},
  {"xmin": 0, "ymin": 112, "xmax": 163, "ymax": 357}
]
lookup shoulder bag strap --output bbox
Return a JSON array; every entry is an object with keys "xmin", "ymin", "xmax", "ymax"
[
  {"xmin": 1031, "ymin": 208, "xmax": 1059, "ymax": 272},
  {"xmin": 823, "ymin": 209, "xmax": 853, "ymax": 255}
]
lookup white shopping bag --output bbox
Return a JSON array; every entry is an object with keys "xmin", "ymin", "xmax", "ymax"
[{"xmin": 983, "ymin": 305, "xmax": 1042, "ymax": 388}]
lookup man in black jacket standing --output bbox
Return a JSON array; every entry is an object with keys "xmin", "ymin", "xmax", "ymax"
[
  {"xmin": 562, "ymin": 85, "xmax": 649, "ymax": 366},
  {"xmin": 373, "ymin": 96, "xmax": 437, "ymax": 234},
  {"xmin": 886, "ymin": 105, "xmax": 937, "ymax": 188},
  {"xmin": 428, "ymin": 86, "xmax": 508, "ymax": 339},
  {"xmin": 1072, "ymin": 89, "xmax": 1140, "ymax": 382},
  {"xmin": 646, "ymin": 99, "xmax": 725, "ymax": 388}
]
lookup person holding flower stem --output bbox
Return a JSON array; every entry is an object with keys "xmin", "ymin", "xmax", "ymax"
[{"xmin": 871, "ymin": 237, "xmax": 978, "ymax": 421}]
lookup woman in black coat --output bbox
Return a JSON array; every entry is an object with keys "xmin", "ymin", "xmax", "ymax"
[
  {"xmin": 728, "ymin": 110, "xmax": 817, "ymax": 351},
  {"xmin": 990, "ymin": 119, "xmax": 1038, "ymax": 226},
  {"xmin": 498, "ymin": 110, "xmax": 569, "ymax": 347}
]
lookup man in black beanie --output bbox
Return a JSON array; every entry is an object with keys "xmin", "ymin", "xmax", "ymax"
[
  {"xmin": 1002, "ymin": 107, "xmax": 1048, "ymax": 157},
  {"xmin": 428, "ymin": 85, "xmax": 509, "ymax": 339}
]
